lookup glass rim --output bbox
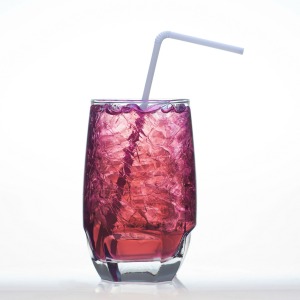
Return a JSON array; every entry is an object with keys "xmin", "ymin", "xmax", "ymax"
[{"xmin": 91, "ymin": 99, "xmax": 189, "ymax": 104}]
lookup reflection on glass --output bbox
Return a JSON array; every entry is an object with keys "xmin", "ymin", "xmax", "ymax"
[{"xmin": 94, "ymin": 276, "xmax": 189, "ymax": 299}]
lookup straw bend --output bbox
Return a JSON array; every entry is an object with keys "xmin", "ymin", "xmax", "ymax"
[
  {"xmin": 155, "ymin": 31, "xmax": 172, "ymax": 45},
  {"xmin": 142, "ymin": 31, "xmax": 244, "ymax": 102}
]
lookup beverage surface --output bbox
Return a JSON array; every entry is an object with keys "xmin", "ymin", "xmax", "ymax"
[{"xmin": 84, "ymin": 103, "xmax": 196, "ymax": 262}]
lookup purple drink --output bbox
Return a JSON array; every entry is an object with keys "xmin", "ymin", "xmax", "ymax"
[{"xmin": 83, "ymin": 99, "xmax": 196, "ymax": 282}]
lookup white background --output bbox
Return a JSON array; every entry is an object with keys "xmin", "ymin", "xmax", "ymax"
[{"xmin": 0, "ymin": 0, "xmax": 300, "ymax": 296}]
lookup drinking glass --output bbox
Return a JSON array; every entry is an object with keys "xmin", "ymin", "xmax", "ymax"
[{"xmin": 83, "ymin": 99, "xmax": 196, "ymax": 282}]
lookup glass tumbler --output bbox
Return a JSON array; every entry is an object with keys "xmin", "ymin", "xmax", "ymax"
[{"xmin": 83, "ymin": 99, "xmax": 196, "ymax": 282}]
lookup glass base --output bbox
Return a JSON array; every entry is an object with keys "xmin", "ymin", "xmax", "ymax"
[{"xmin": 92, "ymin": 233, "xmax": 191, "ymax": 282}]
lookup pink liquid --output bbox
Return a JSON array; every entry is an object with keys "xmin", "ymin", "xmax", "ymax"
[{"xmin": 84, "ymin": 103, "xmax": 196, "ymax": 262}]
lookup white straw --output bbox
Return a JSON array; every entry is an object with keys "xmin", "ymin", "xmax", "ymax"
[{"xmin": 141, "ymin": 31, "xmax": 244, "ymax": 105}]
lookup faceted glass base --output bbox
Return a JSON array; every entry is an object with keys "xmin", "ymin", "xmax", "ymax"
[{"xmin": 92, "ymin": 233, "xmax": 191, "ymax": 282}]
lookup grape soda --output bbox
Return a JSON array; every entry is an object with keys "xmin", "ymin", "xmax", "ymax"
[{"xmin": 84, "ymin": 102, "xmax": 196, "ymax": 262}]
